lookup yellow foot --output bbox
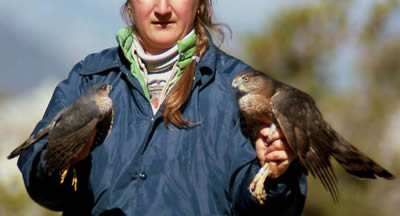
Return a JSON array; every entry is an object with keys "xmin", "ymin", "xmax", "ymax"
[
  {"xmin": 59, "ymin": 168, "xmax": 78, "ymax": 191},
  {"xmin": 72, "ymin": 168, "xmax": 78, "ymax": 191},
  {"xmin": 60, "ymin": 169, "xmax": 69, "ymax": 184},
  {"xmin": 249, "ymin": 163, "xmax": 270, "ymax": 205}
]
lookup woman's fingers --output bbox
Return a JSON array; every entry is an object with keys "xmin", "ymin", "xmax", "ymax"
[
  {"xmin": 268, "ymin": 160, "xmax": 290, "ymax": 179},
  {"xmin": 266, "ymin": 140, "xmax": 295, "ymax": 161},
  {"xmin": 266, "ymin": 127, "xmax": 285, "ymax": 144},
  {"xmin": 255, "ymin": 137, "xmax": 268, "ymax": 166},
  {"xmin": 265, "ymin": 150, "xmax": 289, "ymax": 161},
  {"xmin": 259, "ymin": 127, "xmax": 271, "ymax": 137},
  {"xmin": 256, "ymin": 125, "xmax": 296, "ymax": 175},
  {"xmin": 265, "ymin": 139, "xmax": 286, "ymax": 153}
]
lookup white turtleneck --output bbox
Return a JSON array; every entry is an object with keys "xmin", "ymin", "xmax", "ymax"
[{"xmin": 132, "ymin": 30, "xmax": 195, "ymax": 114}]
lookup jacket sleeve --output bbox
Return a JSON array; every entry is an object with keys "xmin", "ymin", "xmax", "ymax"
[
  {"xmin": 16, "ymin": 62, "xmax": 93, "ymax": 212},
  {"xmin": 230, "ymin": 118, "xmax": 307, "ymax": 216}
]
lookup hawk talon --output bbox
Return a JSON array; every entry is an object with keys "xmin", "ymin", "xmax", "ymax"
[
  {"xmin": 60, "ymin": 169, "xmax": 69, "ymax": 184},
  {"xmin": 72, "ymin": 168, "xmax": 78, "ymax": 191},
  {"xmin": 259, "ymin": 166, "xmax": 266, "ymax": 175},
  {"xmin": 249, "ymin": 163, "xmax": 270, "ymax": 205},
  {"xmin": 248, "ymin": 123, "xmax": 277, "ymax": 204},
  {"xmin": 59, "ymin": 168, "xmax": 78, "ymax": 191},
  {"xmin": 269, "ymin": 123, "xmax": 277, "ymax": 134}
]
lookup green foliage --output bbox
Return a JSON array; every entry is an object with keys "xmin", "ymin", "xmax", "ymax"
[
  {"xmin": 369, "ymin": 39, "xmax": 400, "ymax": 94},
  {"xmin": 245, "ymin": 1, "xmax": 348, "ymax": 96},
  {"xmin": 360, "ymin": 0, "xmax": 399, "ymax": 42}
]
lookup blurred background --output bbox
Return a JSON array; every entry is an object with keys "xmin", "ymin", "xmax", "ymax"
[{"xmin": 1, "ymin": 0, "xmax": 399, "ymax": 215}]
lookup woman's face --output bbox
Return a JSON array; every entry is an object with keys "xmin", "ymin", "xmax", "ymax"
[{"xmin": 129, "ymin": 0, "xmax": 199, "ymax": 54}]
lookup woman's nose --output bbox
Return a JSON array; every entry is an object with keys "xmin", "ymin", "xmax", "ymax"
[{"xmin": 154, "ymin": 0, "xmax": 172, "ymax": 16}]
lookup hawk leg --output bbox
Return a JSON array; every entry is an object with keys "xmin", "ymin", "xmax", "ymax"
[
  {"xmin": 60, "ymin": 167, "xmax": 78, "ymax": 191},
  {"xmin": 60, "ymin": 168, "xmax": 69, "ymax": 184},
  {"xmin": 72, "ymin": 168, "xmax": 78, "ymax": 191},
  {"xmin": 248, "ymin": 123, "xmax": 279, "ymax": 205},
  {"xmin": 249, "ymin": 163, "xmax": 270, "ymax": 205}
]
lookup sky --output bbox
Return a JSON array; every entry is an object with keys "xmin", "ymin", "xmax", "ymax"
[{"xmin": 0, "ymin": 0, "xmax": 320, "ymax": 96}]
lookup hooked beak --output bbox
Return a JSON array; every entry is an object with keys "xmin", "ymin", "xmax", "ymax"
[
  {"xmin": 106, "ymin": 85, "xmax": 113, "ymax": 93},
  {"xmin": 232, "ymin": 78, "xmax": 240, "ymax": 89}
]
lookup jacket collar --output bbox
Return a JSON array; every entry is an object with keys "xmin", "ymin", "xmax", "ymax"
[
  {"xmin": 79, "ymin": 31, "xmax": 219, "ymax": 89},
  {"xmin": 194, "ymin": 34, "xmax": 218, "ymax": 88},
  {"xmin": 78, "ymin": 47, "xmax": 124, "ymax": 75}
]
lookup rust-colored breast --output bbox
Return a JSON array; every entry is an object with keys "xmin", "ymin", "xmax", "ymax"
[
  {"xmin": 239, "ymin": 93, "xmax": 274, "ymax": 125},
  {"xmin": 95, "ymin": 95, "xmax": 113, "ymax": 120}
]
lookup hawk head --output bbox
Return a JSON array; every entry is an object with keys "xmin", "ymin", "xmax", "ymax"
[
  {"xmin": 86, "ymin": 83, "xmax": 113, "ymax": 98},
  {"xmin": 232, "ymin": 70, "xmax": 275, "ymax": 97}
]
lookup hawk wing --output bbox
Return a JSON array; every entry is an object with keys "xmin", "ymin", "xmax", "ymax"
[
  {"xmin": 7, "ymin": 108, "xmax": 66, "ymax": 159},
  {"xmin": 93, "ymin": 107, "xmax": 114, "ymax": 149},
  {"xmin": 44, "ymin": 117, "xmax": 99, "ymax": 174},
  {"xmin": 270, "ymin": 87, "xmax": 339, "ymax": 200},
  {"xmin": 44, "ymin": 99, "xmax": 101, "ymax": 174}
]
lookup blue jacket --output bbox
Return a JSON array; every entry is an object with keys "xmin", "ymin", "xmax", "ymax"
[{"xmin": 17, "ymin": 39, "xmax": 307, "ymax": 215}]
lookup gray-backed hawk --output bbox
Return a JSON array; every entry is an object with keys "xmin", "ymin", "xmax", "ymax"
[{"xmin": 8, "ymin": 83, "xmax": 114, "ymax": 191}]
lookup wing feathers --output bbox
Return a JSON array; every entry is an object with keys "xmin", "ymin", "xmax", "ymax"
[
  {"xmin": 271, "ymin": 86, "xmax": 395, "ymax": 200},
  {"xmin": 92, "ymin": 109, "xmax": 114, "ymax": 148},
  {"xmin": 44, "ymin": 119, "xmax": 98, "ymax": 174},
  {"xmin": 272, "ymin": 89, "xmax": 339, "ymax": 200},
  {"xmin": 305, "ymin": 142, "xmax": 339, "ymax": 200},
  {"xmin": 276, "ymin": 111, "xmax": 339, "ymax": 200}
]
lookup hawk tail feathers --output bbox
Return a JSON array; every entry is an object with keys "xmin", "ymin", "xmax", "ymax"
[
  {"xmin": 7, "ymin": 125, "xmax": 51, "ymax": 159},
  {"xmin": 332, "ymin": 139, "xmax": 396, "ymax": 180}
]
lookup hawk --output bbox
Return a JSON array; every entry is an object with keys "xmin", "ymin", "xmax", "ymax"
[
  {"xmin": 232, "ymin": 70, "xmax": 395, "ymax": 204},
  {"xmin": 8, "ymin": 83, "xmax": 114, "ymax": 191}
]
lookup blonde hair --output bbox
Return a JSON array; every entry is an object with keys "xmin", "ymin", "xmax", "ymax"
[{"xmin": 121, "ymin": 0, "xmax": 226, "ymax": 127}]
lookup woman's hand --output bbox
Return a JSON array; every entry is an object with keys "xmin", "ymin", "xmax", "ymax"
[{"xmin": 255, "ymin": 125, "xmax": 296, "ymax": 179}]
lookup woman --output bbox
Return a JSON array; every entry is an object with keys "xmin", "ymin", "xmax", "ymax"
[{"xmin": 17, "ymin": 0, "xmax": 306, "ymax": 215}]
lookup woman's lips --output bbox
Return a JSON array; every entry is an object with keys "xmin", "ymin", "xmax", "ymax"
[
  {"xmin": 152, "ymin": 20, "xmax": 174, "ymax": 24},
  {"xmin": 152, "ymin": 21, "xmax": 175, "ymax": 28}
]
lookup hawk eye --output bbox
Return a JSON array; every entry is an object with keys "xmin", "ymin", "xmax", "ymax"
[{"xmin": 243, "ymin": 76, "xmax": 249, "ymax": 82}]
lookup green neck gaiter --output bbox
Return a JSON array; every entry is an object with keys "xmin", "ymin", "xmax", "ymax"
[{"xmin": 116, "ymin": 27, "xmax": 197, "ymax": 100}]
